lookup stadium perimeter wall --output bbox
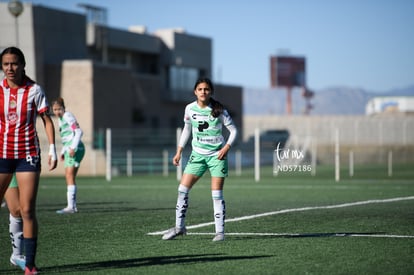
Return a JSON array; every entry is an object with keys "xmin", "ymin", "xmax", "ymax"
[
  {"xmin": 39, "ymin": 115, "xmax": 414, "ymax": 177},
  {"xmin": 244, "ymin": 115, "xmax": 414, "ymax": 164}
]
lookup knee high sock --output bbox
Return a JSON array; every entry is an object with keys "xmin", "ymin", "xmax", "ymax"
[
  {"xmin": 9, "ymin": 214, "xmax": 24, "ymax": 256},
  {"xmin": 67, "ymin": 185, "xmax": 77, "ymax": 209},
  {"xmin": 212, "ymin": 190, "xmax": 226, "ymax": 234},
  {"xmin": 24, "ymin": 237, "xmax": 37, "ymax": 269},
  {"xmin": 176, "ymin": 184, "xmax": 190, "ymax": 229}
]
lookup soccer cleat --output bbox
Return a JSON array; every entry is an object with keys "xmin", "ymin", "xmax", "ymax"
[
  {"xmin": 56, "ymin": 207, "xmax": 78, "ymax": 214},
  {"xmin": 162, "ymin": 227, "xmax": 187, "ymax": 240},
  {"xmin": 212, "ymin": 233, "xmax": 225, "ymax": 242},
  {"xmin": 25, "ymin": 266, "xmax": 38, "ymax": 275},
  {"xmin": 10, "ymin": 254, "xmax": 26, "ymax": 271}
]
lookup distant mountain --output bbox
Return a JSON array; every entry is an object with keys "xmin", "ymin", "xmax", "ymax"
[
  {"xmin": 381, "ymin": 85, "xmax": 414, "ymax": 97},
  {"xmin": 243, "ymin": 85, "xmax": 414, "ymax": 115},
  {"xmin": 311, "ymin": 87, "xmax": 372, "ymax": 115}
]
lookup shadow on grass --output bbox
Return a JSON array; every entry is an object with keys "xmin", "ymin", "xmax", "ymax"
[
  {"xmin": 37, "ymin": 201, "xmax": 172, "ymax": 214},
  {"xmin": 34, "ymin": 254, "xmax": 272, "ymax": 273}
]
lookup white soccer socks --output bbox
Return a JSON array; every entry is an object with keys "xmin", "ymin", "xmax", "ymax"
[
  {"xmin": 67, "ymin": 185, "xmax": 77, "ymax": 210},
  {"xmin": 176, "ymin": 184, "xmax": 190, "ymax": 229},
  {"xmin": 212, "ymin": 190, "xmax": 226, "ymax": 234},
  {"xmin": 9, "ymin": 214, "xmax": 24, "ymax": 256},
  {"xmin": 174, "ymin": 186, "xmax": 226, "ymax": 236}
]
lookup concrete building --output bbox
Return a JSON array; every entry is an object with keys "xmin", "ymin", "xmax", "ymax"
[
  {"xmin": 0, "ymin": 2, "xmax": 242, "ymax": 175},
  {"xmin": 366, "ymin": 96, "xmax": 414, "ymax": 115}
]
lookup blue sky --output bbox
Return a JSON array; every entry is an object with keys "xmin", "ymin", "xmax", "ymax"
[{"xmin": 30, "ymin": 0, "xmax": 414, "ymax": 92}]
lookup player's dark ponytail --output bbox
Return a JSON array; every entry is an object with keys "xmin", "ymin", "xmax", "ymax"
[{"xmin": 210, "ymin": 97, "xmax": 224, "ymax": 118}]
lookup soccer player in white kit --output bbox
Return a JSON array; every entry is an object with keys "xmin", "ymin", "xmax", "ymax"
[
  {"xmin": 52, "ymin": 97, "xmax": 85, "ymax": 214},
  {"xmin": 162, "ymin": 77, "xmax": 237, "ymax": 242},
  {"xmin": 0, "ymin": 46, "xmax": 58, "ymax": 275}
]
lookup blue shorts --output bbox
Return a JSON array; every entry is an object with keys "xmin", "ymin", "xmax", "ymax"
[{"xmin": 0, "ymin": 156, "xmax": 41, "ymax": 173}]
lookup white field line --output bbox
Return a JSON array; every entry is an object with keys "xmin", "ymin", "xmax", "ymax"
[
  {"xmin": 148, "ymin": 195, "xmax": 414, "ymax": 235},
  {"xmin": 185, "ymin": 232, "xmax": 414, "ymax": 238}
]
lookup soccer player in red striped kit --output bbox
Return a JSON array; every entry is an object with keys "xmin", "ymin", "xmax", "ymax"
[{"xmin": 0, "ymin": 47, "xmax": 57, "ymax": 275}]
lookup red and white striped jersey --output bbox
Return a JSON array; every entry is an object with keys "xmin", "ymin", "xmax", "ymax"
[{"xmin": 0, "ymin": 78, "xmax": 49, "ymax": 159}]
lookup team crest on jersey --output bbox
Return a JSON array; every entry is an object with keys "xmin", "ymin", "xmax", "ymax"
[
  {"xmin": 9, "ymin": 100, "xmax": 17, "ymax": 109},
  {"xmin": 7, "ymin": 112, "xmax": 18, "ymax": 125}
]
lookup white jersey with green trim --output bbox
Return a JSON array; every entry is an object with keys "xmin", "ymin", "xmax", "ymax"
[
  {"xmin": 184, "ymin": 101, "xmax": 234, "ymax": 156},
  {"xmin": 58, "ymin": 111, "xmax": 83, "ymax": 154}
]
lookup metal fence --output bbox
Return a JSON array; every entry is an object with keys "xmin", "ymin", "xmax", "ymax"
[
  {"xmin": 38, "ymin": 115, "xmax": 414, "ymax": 177},
  {"xmin": 244, "ymin": 115, "xmax": 414, "ymax": 146}
]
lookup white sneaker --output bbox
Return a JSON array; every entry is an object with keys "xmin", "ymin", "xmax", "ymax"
[
  {"xmin": 56, "ymin": 207, "xmax": 78, "ymax": 214},
  {"xmin": 212, "ymin": 233, "xmax": 225, "ymax": 242},
  {"xmin": 10, "ymin": 254, "xmax": 26, "ymax": 271},
  {"xmin": 162, "ymin": 227, "xmax": 187, "ymax": 240}
]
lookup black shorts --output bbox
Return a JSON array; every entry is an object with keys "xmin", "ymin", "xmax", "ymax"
[{"xmin": 0, "ymin": 156, "xmax": 41, "ymax": 173}]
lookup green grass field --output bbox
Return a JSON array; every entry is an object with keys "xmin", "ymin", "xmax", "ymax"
[{"xmin": 1, "ymin": 165, "xmax": 413, "ymax": 274}]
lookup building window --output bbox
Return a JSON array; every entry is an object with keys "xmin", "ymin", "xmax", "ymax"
[
  {"xmin": 131, "ymin": 53, "xmax": 159, "ymax": 75},
  {"xmin": 132, "ymin": 108, "xmax": 145, "ymax": 124},
  {"xmin": 151, "ymin": 116, "xmax": 159, "ymax": 128},
  {"xmin": 108, "ymin": 48, "xmax": 127, "ymax": 66},
  {"xmin": 169, "ymin": 66, "xmax": 198, "ymax": 101}
]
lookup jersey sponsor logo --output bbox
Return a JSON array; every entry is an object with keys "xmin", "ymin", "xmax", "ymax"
[
  {"xmin": 197, "ymin": 121, "xmax": 209, "ymax": 132},
  {"xmin": 192, "ymin": 113, "xmax": 210, "ymax": 120},
  {"xmin": 7, "ymin": 112, "xmax": 18, "ymax": 125},
  {"xmin": 197, "ymin": 136, "xmax": 223, "ymax": 144}
]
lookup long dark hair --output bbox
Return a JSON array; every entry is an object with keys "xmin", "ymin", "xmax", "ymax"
[
  {"xmin": 1, "ymin": 46, "xmax": 35, "ymax": 83},
  {"xmin": 1, "ymin": 46, "xmax": 26, "ymax": 67},
  {"xmin": 194, "ymin": 77, "xmax": 224, "ymax": 118}
]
